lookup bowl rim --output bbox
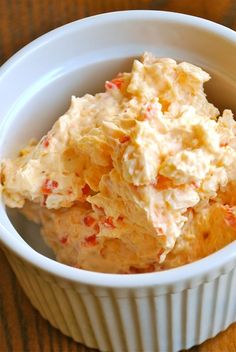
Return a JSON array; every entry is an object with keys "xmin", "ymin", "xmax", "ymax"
[{"xmin": 0, "ymin": 10, "xmax": 236, "ymax": 289}]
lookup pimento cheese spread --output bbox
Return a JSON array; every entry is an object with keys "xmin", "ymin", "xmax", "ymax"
[{"xmin": 1, "ymin": 53, "xmax": 236, "ymax": 273}]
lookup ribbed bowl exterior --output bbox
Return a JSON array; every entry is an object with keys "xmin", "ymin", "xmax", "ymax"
[{"xmin": 3, "ymin": 245, "xmax": 236, "ymax": 352}]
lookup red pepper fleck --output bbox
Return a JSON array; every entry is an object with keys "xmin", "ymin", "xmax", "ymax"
[
  {"xmin": 84, "ymin": 234, "xmax": 97, "ymax": 247},
  {"xmin": 105, "ymin": 77, "xmax": 124, "ymax": 90},
  {"xmin": 202, "ymin": 232, "xmax": 209, "ymax": 239},
  {"xmin": 41, "ymin": 179, "xmax": 58, "ymax": 194},
  {"xmin": 102, "ymin": 216, "xmax": 115, "ymax": 229},
  {"xmin": 82, "ymin": 184, "xmax": 90, "ymax": 196},
  {"xmin": 141, "ymin": 104, "xmax": 153, "ymax": 120},
  {"xmin": 118, "ymin": 215, "xmax": 124, "ymax": 221},
  {"xmin": 84, "ymin": 215, "xmax": 96, "ymax": 227},
  {"xmin": 111, "ymin": 77, "xmax": 123, "ymax": 89},
  {"xmin": 42, "ymin": 136, "xmax": 50, "ymax": 147},
  {"xmin": 60, "ymin": 235, "xmax": 68, "ymax": 245},
  {"xmin": 105, "ymin": 81, "xmax": 113, "ymax": 90},
  {"xmin": 153, "ymin": 175, "xmax": 173, "ymax": 191},
  {"xmin": 220, "ymin": 142, "xmax": 228, "ymax": 147},
  {"xmin": 119, "ymin": 135, "xmax": 130, "ymax": 143}
]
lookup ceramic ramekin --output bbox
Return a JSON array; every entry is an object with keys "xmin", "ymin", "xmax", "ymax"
[{"xmin": 0, "ymin": 11, "xmax": 236, "ymax": 352}]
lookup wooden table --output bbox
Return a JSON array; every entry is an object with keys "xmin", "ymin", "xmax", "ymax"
[{"xmin": 0, "ymin": 1, "xmax": 235, "ymax": 351}]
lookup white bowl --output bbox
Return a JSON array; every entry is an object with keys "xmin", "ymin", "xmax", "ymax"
[{"xmin": 0, "ymin": 11, "xmax": 236, "ymax": 352}]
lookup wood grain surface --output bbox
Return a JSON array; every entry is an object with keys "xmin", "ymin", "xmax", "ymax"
[{"xmin": 0, "ymin": 1, "xmax": 236, "ymax": 351}]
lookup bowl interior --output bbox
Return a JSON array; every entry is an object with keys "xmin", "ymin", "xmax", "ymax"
[{"xmin": 0, "ymin": 11, "xmax": 236, "ymax": 261}]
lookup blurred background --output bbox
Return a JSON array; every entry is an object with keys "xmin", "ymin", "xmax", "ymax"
[
  {"xmin": 0, "ymin": 1, "xmax": 236, "ymax": 352},
  {"xmin": 0, "ymin": 0, "xmax": 236, "ymax": 65}
]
